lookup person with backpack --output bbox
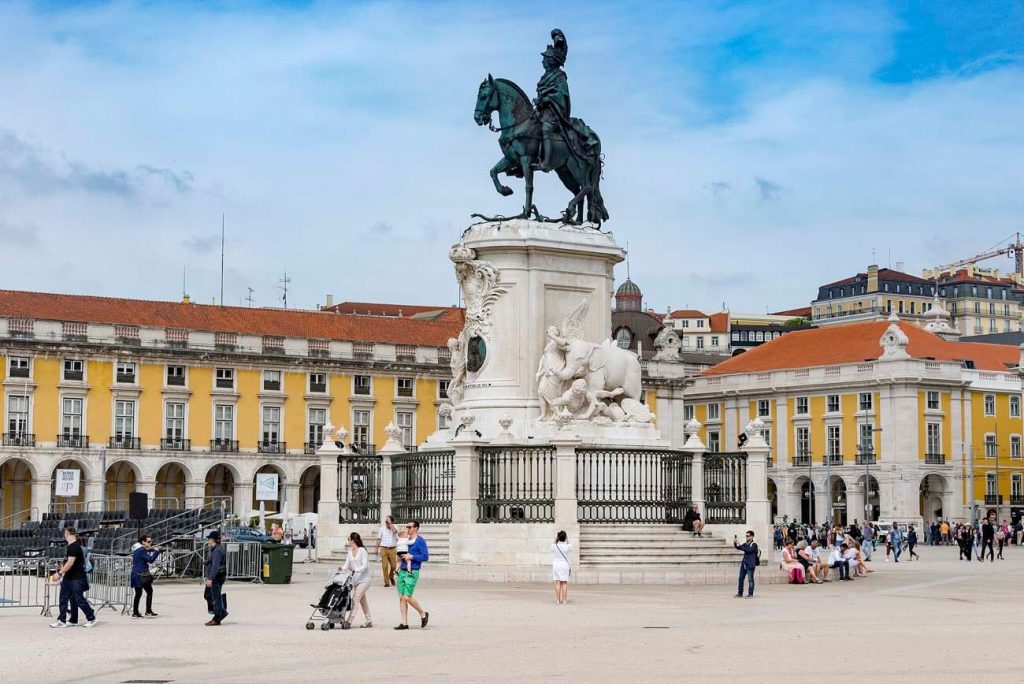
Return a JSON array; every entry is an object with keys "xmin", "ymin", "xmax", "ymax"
[
  {"xmin": 733, "ymin": 530, "xmax": 759, "ymax": 598},
  {"xmin": 203, "ymin": 530, "xmax": 228, "ymax": 626},
  {"xmin": 49, "ymin": 526, "xmax": 97, "ymax": 628}
]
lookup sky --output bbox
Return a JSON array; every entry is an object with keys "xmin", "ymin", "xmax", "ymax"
[{"xmin": 0, "ymin": 1, "xmax": 1022, "ymax": 314}]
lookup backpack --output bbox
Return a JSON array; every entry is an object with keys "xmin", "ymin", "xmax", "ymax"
[
  {"xmin": 788, "ymin": 567, "xmax": 805, "ymax": 584},
  {"xmin": 83, "ymin": 546, "xmax": 93, "ymax": 574}
]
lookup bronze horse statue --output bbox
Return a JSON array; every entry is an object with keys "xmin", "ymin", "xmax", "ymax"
[{"xmin": 473, "ymin": 75, "xmax": 608, "ymax": 226}]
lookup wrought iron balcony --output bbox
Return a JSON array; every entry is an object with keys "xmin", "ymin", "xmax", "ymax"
[
  {"xmin": 166, "ymin": 375, "xmax": 186, "ymax": 387},
  {"xmin": 161, "ymin": 438, "xmax": 191, "ymax": 451},
  {"xmin": 263, "ymin": 380, "xmax": 281, "ymax": 391},
  {"xmin": 210, "ymin": 439, "xmax": 239, "ymax": 453},
  {"xmin": 2, "ymin": 432, "xmax": 34, "ymax": 447},
  {"xmin": 1010, "ymin": 495, "xmax": 1024, "ymax": 506},
  {"xmin": 115, "ymin": 372, "xmax": 136, "ymax": 384},
  {"xmin": 305, "ymin": 441, "xmax": 319, "ymax": 455},
  {"xmin": 824, "ymin": 454, "xmax": 843, "ymax": 466},
  {"xmin": 855, "ymin": 453, "xmax": 876, "ymax": 465},
  {"xmin": 794, "ymin": 454, "xmax": 811, "ymax": 466},
  {"xmin": 215, "ymin": 379, "xmax": 234, "ymax": 389},
  {"xmin": 350, "ymin": 443, "xmax": 376, "ymax": 456},
  {"xmin": 353, "ymin": 385, "xmax": 371, "ymax": 396},
  {"xmin": 925, "ymin": 453, "xmax": 945, "ymax": 465},
  {"xmin": 57, "ymin": 433, "xmax": 88, "ymax": 448},
  {"xmin": 9, "ymin": 367, "xmax": 29, "ymax": 378},
  {"xmin": 108, "ymin": 436, "xmax": 140, "ymax": 450},
  {"xmin": 63, "ymin": 370, "xmax": 84, "ymax": 381},
  {"xmin": 984, "ymin": 494, "xmax": 1003, "ymax": 506},
  {"xmin": 258, "ymin": 441, "xmax": 287, "ymax": 454},
  {"xmin": 309, "ymin": 382, "xmax": 327, "ymax": 393}
]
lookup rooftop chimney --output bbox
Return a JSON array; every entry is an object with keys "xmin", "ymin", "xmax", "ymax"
[
  {"xmin": 867, "ymin": 264, "xmax": 879, "ymax": 293},
  {"xmin": 325, "ymin": 293, "xmax": 334, "ymax": 308}
]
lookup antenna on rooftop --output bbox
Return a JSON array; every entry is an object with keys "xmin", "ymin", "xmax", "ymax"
[
  {"xmin": 626, "ymin": 241, "xmax": 631, "ymax": 280},
  {"xmin": 245, "ymin": 287, "xmax": 255, "ymax": 308},
  {"xmin": 182, "ymin": 266, "xmax": 188, "ymax": 299},
  {"xmin": 278, "ymin": 270, "xmax": 292, "ymax": 309},
  {"xmin": 219, "ymin": 213, "xmax": 225, "ymax": 307}
]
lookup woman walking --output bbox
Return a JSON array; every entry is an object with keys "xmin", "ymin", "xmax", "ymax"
[
  {"xmin": 342, "ymin": 532, "xmax": 372, "ymax": 628},
  {"xmin": 551, "ymin": 531, "xmax": 573, "ymax": 604},
  {"xmin": 131, "ymin": 534, "xmax": 160, "ymax": 618}
]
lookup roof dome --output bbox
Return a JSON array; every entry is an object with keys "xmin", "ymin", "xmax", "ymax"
[{"xmin": 615, "ymin": 278, "xmax": 642, "ymax": 312}]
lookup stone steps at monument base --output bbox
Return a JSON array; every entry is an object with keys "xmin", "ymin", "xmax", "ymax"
[{"xmin": 578, "ymin": 525, "xmax": 739, "ymax": 567}]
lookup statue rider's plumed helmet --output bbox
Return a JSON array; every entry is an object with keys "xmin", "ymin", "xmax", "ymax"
[{"xmin": 541, "ymin": 29, "xmax": 568, "ymax": 67}]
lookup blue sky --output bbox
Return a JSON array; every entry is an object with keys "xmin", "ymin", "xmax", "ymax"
[{"xmin": 0, "ymin": 1, "xmax": 1021, "ymax": 313}]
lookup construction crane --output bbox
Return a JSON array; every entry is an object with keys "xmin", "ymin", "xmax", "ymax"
[{"xmin": 933, "ymin": 233, "xmax": 1024, "ymax": 279}]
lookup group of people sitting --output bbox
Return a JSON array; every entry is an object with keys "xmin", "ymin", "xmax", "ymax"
[{"xmin": 776, "ymin": 520, "xmax": 918, "ymax": 584}]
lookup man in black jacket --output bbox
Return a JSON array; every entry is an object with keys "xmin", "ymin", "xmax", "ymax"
[
  {"xmin": 980, "ymin": 518, "xmax": 996, "ymax": 562},
  {"xmin": 733, "ymin": 531, "xmax": 759, "ymax": 599},
  {"xmin": 204, "ymin": 530, "xmax": 228, "ymax": 626}
]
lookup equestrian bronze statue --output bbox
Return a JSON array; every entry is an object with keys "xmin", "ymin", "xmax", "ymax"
[{"xmin": 473, "ymin": 29, "xmax": 609, "ymax": 226}]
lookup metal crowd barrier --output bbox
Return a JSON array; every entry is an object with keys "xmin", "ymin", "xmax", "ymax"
[
  {"xmin": 87, "ymin": 554, "xmax": 134, "ymax": 615},
  {"xmin": 0, "ymin": 558, "xmax": 60, "ymax": 615},
  {"xmin": 195, "ymin": 540, "xmax": 262, "ymax": 582}
]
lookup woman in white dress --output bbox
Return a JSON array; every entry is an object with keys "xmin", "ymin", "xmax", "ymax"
[
  {"xmin": 342, "ymin": 532, "xmax": 372, "ymax": 628},
  {"xmin": 551, "ymin": 530, "xmax": 573, "ymax": 605}
]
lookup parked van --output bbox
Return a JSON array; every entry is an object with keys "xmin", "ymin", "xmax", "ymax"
[{"xmin": 287, "ymin": 513, "xmax": 318, "ymax": 548}]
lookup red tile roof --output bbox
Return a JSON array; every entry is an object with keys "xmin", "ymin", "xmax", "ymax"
[
  {"xmin": 701, "ymin": 319, "xmax": 1018, "ymax": 376},
  {"xmin": 821, "ymin": 268, "xmax": 930, "ymax": 288},
  {"xmin": 0, "ymin": 290, "xmax": 463, "ymax": 347},
  {"xmin": 771, "ymin": 306, "xmax": 812, "ymax": 317},
  {"xmin": 709, "ymin": 312, "xmax": 730, "ymax": 333},
  {"xmin": 669, "ymin": 309, "xmax": 707, "ymax": 319},
  {"xmin": 323, "ymin": 301, "xmax": 460, "ymax": 320}
]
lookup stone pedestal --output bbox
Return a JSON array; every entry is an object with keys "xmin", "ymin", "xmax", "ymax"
[
  {"xmin": 316, "ymin": 435, "xmax": 343, "ymax": 559},
  {"xmin": 448, "ymin": 220, "xmax": 625, "ymax": 441},
  {"xmin": 552, "ymin": 432, "xmax": 582, "ymax": 571}
]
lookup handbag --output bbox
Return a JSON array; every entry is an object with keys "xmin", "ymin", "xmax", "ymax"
[{"xmin": 138, "ymin": 571, "xmax": 153, "ymax": 583}]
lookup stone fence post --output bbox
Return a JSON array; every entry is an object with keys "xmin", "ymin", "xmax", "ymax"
[
  {"xmin": 378, "ymin": 422, "xmax": 407, "ymax": 522},
  {"xmin": 317, "ymin": 423, "xmax": 344, "ymax": 559},
  {"xmin": 742, "ymin": 418, "xmax": 772, "ymax": 542},
  {"xmin": 683, "ymin": 419, "xmax": 707, "ymax": 515},
  {"xmin": 551, "ymin": 429, "xmax": 582, "ymax": 556}
]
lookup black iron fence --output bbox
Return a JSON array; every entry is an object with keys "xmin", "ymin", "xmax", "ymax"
[
  {"xmin": 704, "ymin": 452, "xmax": 747, "ymax": 524},
  {"xmin": 576, "ymin": 448, "xmax": 692, "ymax": 523},
  {"xmin": 338, "ymin": 455, "xmax": 382, "ymax": 524},
  {"xmin": 391, "ymin": 450, "xmax": 454, "ymax": 524},
  {"xmin": 478, "ymin": 446, "xmax": 554, "ymax": 523}
]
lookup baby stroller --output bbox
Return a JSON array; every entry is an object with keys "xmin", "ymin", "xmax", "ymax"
[{"xmin": 306, "ymin": 571, "xmax": 353, "ymax": 631}]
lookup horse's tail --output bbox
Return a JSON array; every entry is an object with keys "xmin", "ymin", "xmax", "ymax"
[{"xmin": 588, "ymin": 148, "xmax": 609, "ymax": 224}]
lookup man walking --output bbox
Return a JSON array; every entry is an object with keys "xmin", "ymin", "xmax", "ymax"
[
  {"xmin": 860, "ymin": 521, "xmax": 874, "ymax": 561},
  {"xmin": 203, "ymin": 530, "xmax": 228, "ymax": 626},
  {"xmin": 889, "ymin": 523, "xmax": 905, "ymax": 563},
  {"xmin": 376, "ymin": 515, "xmax": 399, "ymax": 588},
  {"xmin": 49, "ymin": 527, "xmax": 97, "ymax": 628},
  {"xmin": 394, "ymin": 521, "xmax": 429, "ymax": 630},
  {"xmin": 980, "ymin": 518, "xmax": 995, "ymax": 562},
  {"xmin": 732, "ymin": 531, "xmax": 758, "ymax": 598},
  {"xmin": 906, "ymin": 524, "xmax": 920, "ymax": 560}
]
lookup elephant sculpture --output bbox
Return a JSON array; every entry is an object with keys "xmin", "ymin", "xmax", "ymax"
[{"xmin": 556, "ymin": 338, "xmax": 642, "ymax": 406}]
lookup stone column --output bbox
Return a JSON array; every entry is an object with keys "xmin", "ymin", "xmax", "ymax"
[
  {"xmin": 84, "ymin": 479, "xmax": 104, "ymax": 509},
  {"xmin": 136, "ymin": 479, "xmax": 157, "ymax": 501},
  {"xmin": 813, "ymin": 476, "xmax": 829, "ymax": 526},
  {"xmin": 742, "ymin": 418, "xmax": 772, "ymax": 542},
  {"xmin": 378, "ymin": 421, "xmax": 407, "ymax": 521},
  {"xmin": 284, "ymin": 483, "xmax": 300, "ymax": 516},
  {"xmin": 317, "ymin": 423, "xmax": 344, "ymax": 559},
  {"xmin": 847, "ymin": 485, "xmax": 864, "ymax": 526},
  {"xmin": 551, "ymin": 430, "xmax": 582, "ymax": 537},
  {"xmin": 233, "ymin": 482, "xmax": 254, "ymax": 518},
  {"xmin": 683, "ymin": 419, "xmax": 707, "ymax": 514},
  {"xmin": 184, "ymin": 481, "xmax": 205, "ymax": 507},
  {"xmin": 31, "ymin": 479, "xmax": 51, "ymax": 521},
  {"xmin": 450, "ymin": 428, "xmax": 488, "ymax": 525}
]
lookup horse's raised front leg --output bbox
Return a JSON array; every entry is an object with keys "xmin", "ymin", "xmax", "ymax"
[
  {"xmin": 520, "ymin": 156, "xmax": 534, "ymax": 218},
  {"xmin": 490, "ymin": 157, "xmax": 514, "ymax": 196}
]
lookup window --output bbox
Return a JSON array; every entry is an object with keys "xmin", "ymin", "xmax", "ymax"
[
  {"xmin": 827, "ymin": 394, "xmax": 840, "ymax": 413},
  {"xmin": 761, "ymin": 428, "xmax": 771, "ymax": 445},
  {"xmin": 115, "ymin": 362, "xmax": 136, "ymax": 384},
  {"xmin": 263, "ymin": 370, "xmax": 282, "ymax": 391},
  {"xmin": 707, "ymin": 430, "xmax": 720, "ymax": 452},
  {"xmin": 354, "ymin": 375, "xmax": 371, "ymax": 396},
  {"xmin": 795, "ymin": 397, "xmax": 809, "ymax": 415},
  {"xmin": 731, "ymin": 332, "xmax": 740, "ymax": 341},
  {"xmin": 755, "ymin": 331, "xmax": 764, "ymax": 342},
  {"xmin": 926, "ymin": 423, "xmax": 941, "ymax": 455},
  {"xmin": 63, "ymin": 359, "xmax": 84, "ymax": 381},
  {"xmin": 696, "ymin": 337, "xmax": 704, "ymax": 350},
  {"xmin": 1005, "ymin": 304, "xmax": 1011, "ymax": 316},
  {"xmin": 910, "ymin": 302, "xmax": 915, "ymax": 315},
  {"xmin": 166, "ymin": 365, "xmax": 186, "ymax": 386},
  {"xmin": 984, "ymin": 394, "xmax": 995, "ymax": 416},
  {"xmin": 165, "ymin": 402, "xmax": 185, "ymax": 440},
  {"xmin": 989, "ymin": 302, "xmax": 996, "ymax": 315},
  {"xmin": 8, "ymin": 356, "xmax": 29, "ymax": 378},
  {"xmin": 858, "ymin": 393, "xmax": 873, "ymax": 411},
  {"xmin": 438, "ymin": 379, "xmax": 450, "ymax": 399},
  {"xmin": 796, "ymin": 426, "xmax": 809, "ymax": 456},
  {"xmin": 215, "ymin": 368, "xmax": 234, "ymax": 389},
  {"xmin": 353, "ymin": 410, "xmax": 371, "ymax": 447},
  {"xmin": 7, "ymin": 395, "xmax": 29, "ymax": 435},
  {"xmin": 681, "ymin": 320, "xmax": 689, "ymax": 329},
  {"xmin": 262, "ymin": 406, "xmax": 281, "ymax": 445},
  {"xmin": 990, "ymin": 319, "xmax": 998, "ymax": 333},
  {"xmin": 757, "ymin": 400, "xmax": 770, "ymax": 417},
  {"xmin": 926, "ymin": 391, "xmax": 940, "ymax": 410},
  {"xmin": 898, "ymin": 301, "xmax": 904, "ymax": 314},
  {"xmin": 214, "ymin": 405, "xmax": 234, "ymax": 441},
  {"xmin": 397, "ymin": 377, "xmax": 414, "ymax": 397},
  {"xmin": 1012, "ymin": 435, "xmax": 1021, "ymax": 460},
  {"xmin": 985, "ymin": 434, "xmax": 997, "ymax": 458},
  {"xmin": 397, "ymin": 411, "xmax": 414, "ymax": 447},
  {"xmin": 683, "ymin": 405, "xmax": 695, "ymax": 421},
  {"xmin": 697, "ymin": 320, "xmax": 705, "ymax": 328},
  {"xmin": 974, "ymin": 301, "xmax": 981, "ymax": 314},
  {"xmin": 827, "ymin": 425, "xmax": 841, "ymax": 457},
  {"xmin": 706, "ymin": 403, "xmax": 720, "ymax": 421},
  {"xmin": 114, "ymin": 400, "xmax": 135, "ymax": 439},
  {"xmin": 61, "ymin": 397, "xmax": 83, "ymax": 435},
  {"xmin": 711, "ymin": 336, "xmax": 719, "ymax": 348},
  {"xmin": 308, "ymin": 373, "xmax": 327, "ymax": 393},
  {"xmin": 1013, "ymin": 474, "xmax": 1022, "ymax": 498},
  {"xmin": 858, "ymin": 423, "xmax": 874, "ymax": 454},
  {"xmin": 986, "ymin": 473, "xmax": 997, "ymax": 497},
  {"xmin": 1012, "ymin": 396, "xmax": 1021, "ymax": 418},
  {"xmin": 308, "ymin": 408, "xmax": 326, "ymax": 447}
]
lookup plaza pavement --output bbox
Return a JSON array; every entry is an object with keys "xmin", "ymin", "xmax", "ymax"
[{"xmin": 3, "ymin": 546, "xmax": 1024, "ymax": 683}]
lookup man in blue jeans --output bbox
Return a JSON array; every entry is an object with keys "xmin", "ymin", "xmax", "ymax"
[
  {"xmin": 733, "ymin": 531, "xmax": 758, "ymax": 599},
  {"xmin": 49, "ymin": 526, "xmax": 97, "ymax": 628},
  {"xmin": 204, "ymin": 530, "xmax": 228, "ymax": 626}
]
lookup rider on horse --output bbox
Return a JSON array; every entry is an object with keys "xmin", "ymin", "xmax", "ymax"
[{"xmin": 535, "ymin": 30, "xmax": 570, "ymax": 172}]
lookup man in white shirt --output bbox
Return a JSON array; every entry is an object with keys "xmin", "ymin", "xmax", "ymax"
[
  {"xmin": 807, "ymin": 539, "xmax": 829, "ymax": 582},
  {"xmin": 375, "ymin": 515, "xmax": 399, "ymax": 588},
  {"xmin": 829, "ymin": 543, "xmax": 851, "ymax": 580}
]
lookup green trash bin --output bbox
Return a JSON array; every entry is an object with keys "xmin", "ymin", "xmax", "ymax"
[{"xmin": 261, "ymin": 543, "xmax": 293, "ymax": 584}]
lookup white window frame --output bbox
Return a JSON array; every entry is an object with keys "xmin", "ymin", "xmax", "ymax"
[
  {"xmin": 63, "ymin": 359, "xmax": 84, "ymax": 382},
  {"xmin": 438, "ymin": 379, "xmax": 450, "ymax": 399},
  {"xmin": 984, "ymin": 394, "xmax": 996, "ymax": 416},
  {"xmin": 986, "ymin": 473, "xmax": 997, "ymax": 496},
  {"xmin": 757, "ymin": 399, "xmax": 770, "ymax": 417},
  {"xmin": 706, "ymin": 403, "xmax": 720, "ymax": 421},
  {"xmin": 8, "ymin": 356, "xmax": 30, "ymax": 377},
  {"xmin": 984, "ymin": 433, "xmax": 997, "ymax": 459},
  {"xmin": 353, "ymin": 375, "xmax": 372, "ymax": 396},
  {"xmin": 113, "ymin": 399, "xmax": 136, "ymax": 439},
  {"xmin": 61, "ymin": 396, "xmax": 84, "ymax": 435},
  {"xmin": 262, "ymin": 370, "xmax": 282, "ymax": 391},
  {"xmin": 827, "ymin": 425, "xmax": 841, "ymax": 457},
  {"xmin": 352, "ymin": 409, "xmax": 371, "ymax": 447},
  {"xmin": 166, "ymin": 365, "xmax": 186, "ymax": 386},
  {"xmin": 308, "ymin": 372, "xmax": 327, "ymax": 393},
  {"xmin": 826, "ymin": 394, "xmax": 840, "ymax": 413},
  {"xmin": 707, "ymin": 430, "xmax": 720, "ymax": 452},
  {"xmin": 1012, "ymin": 473, "xmax": 1022, "ymax": 498},
  {"xmin": 796, "ymin": 426, "xmax": 809, "ymax": 456},
  {"xmin": 214, "ymin": 404, "xmax": 235, "ymax": 441},
  {"xmin": 261, "ymin": 405, "xmax": 282, "ymax": 445},
  {"xmin": 396, "ymin": 411, "xmax": 414, "ymax": 448},
  {"xmin": 307, "ymin": 407, "xmax": 327, "ymax": 447},
  {"xmin": 165, "ymin": 401, "xmax": 186, "ymax": 441},
  {"xmin": 396, "ymin": 377, "xmax": 414, "ymax": 398},
  {"xmin": 925, "ymin": 422, "xmax": 941, "ymax": 455},
  {"xmin": 858, "ymin": 392, "xmax": 873, "ymax": 412},
  {"xmin": 7, "ymin": 394, "xmax": 30, "ymax": 436},
  {"xmin": 1011, "ymin": 396, "xmax": 1021, "ymax": 418},
  {"xmin": 215, "ymin": 367, "xmax": 235, "ymax": 390},
  {"xmin": 926, "ymin": 391, "xmax": 940, "ymax": 411},
  {"xmin": 1011, "ymin": 435, "xmax": 1022, "ymax": 460},
  {"xmin": 683, "ymin": 405, "xmax": 695, "ymax": 421},
  {"xmin": 115, "ymin": 361, "xmax": 136, "ymax": 384},
  {"xmin": 795, "ymin": 396, "xmax": 809, "ymax": 415}
]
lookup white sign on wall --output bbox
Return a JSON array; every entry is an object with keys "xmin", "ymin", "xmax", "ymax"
[
  {"xmin": 255, "ymin": 473, "xmax": 279, "ymax": 501},
  {"xmin": 55, "ymin": 469, "xmax": 81, "ymax": 497}
]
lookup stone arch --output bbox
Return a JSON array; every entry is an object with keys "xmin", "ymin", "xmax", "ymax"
[
  {"xmin": 204, "ymin": 463, "xmax": 237, "ymax": 506},
  {"xmin": 767, "ymin": 477, "xmax": 778, "ymax": 520},
  {"xmin": 299, "ymin": 465, "xmax": 321, "ymax": 514},
  {"xmin": 203, "ymin": 460, "xmax": 242, "ymax": 483},
  {"xmin": 50, "ymin": 458, "xmax": 91, "ymax": 514},
  {"xmin": 155, "ymin": 461, "xmax": 189, "ymax": 508},
  {"xmin": 252, "ymin": 463, "xmax": 287, "ymax": 512},
  {"xmin": 0, "ymin": 457, "xmax": 35, "ymax": 522},
  {"xmin": 919, "ymin": 473, "xmax": 950, "ymax": 523},
  {"xmin": 854, "ymin": 474, "xmax": 881, "ymax": 522},
  {"xmin": 792, "ymin": 475, "xmax": 815, "ymax": 526},
  {"xmin": 105, "ymin": 459, "xmax": 141, "ymax": 509},
  {"xmin": 829, "ymin": 475, "xmax": 849, "ymax": 526}
]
